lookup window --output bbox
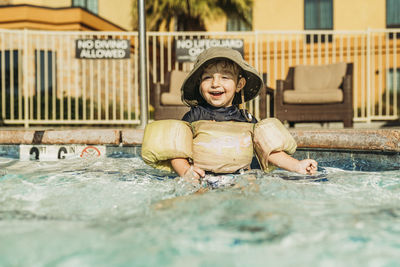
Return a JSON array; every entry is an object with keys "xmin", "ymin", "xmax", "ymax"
[
  {"xmin": 0, "ymin": 50, "xmax": 20, "ymax": 119},
  {"xmin": 35, "ymin": 50, "xmax": 56, "ymax": 96},
  {"xmin": 304, "ymin": 0, "xmax": 333, "ymax": 43},
  {"xmin": 304, "ymin": 0, "xmax": 333, "ymax": 30},
  {"xmin": 34, "ymin": 50, "xmax": 57, "ymax": 120},
  {"xmin": 387, "ymin": 0, "xmax": 400, "ymax": 38},
  {"xmin": 226, "ymin": 11, "xmax": 252, "ymax": 31},
  {"xmin": 387, "ymin": 68, "xmax": 400, "ymax": 93},
  {"xmin": 0, "ymin": 50, "xmax": 19, "ymax": 96},
  {"xmin": 387, "ymin": 0, "xmax": 400, "ymax": 28},
  {"xmin": 72, "ymin": 0, "xmax": 98, "ymax": 14}
]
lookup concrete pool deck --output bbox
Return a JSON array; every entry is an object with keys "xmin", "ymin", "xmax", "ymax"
[{"xmin": 1, "ymin": 122, "xmax": 400, "ymax": 153}]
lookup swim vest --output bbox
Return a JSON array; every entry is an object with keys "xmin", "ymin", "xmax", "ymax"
[{"xmin": 141, "ymin": 118, "xmax": 297, "ymax": 174}]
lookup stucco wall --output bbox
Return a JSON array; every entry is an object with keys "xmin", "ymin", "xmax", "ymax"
[
  {"xmin": 207, "ymin": 0, "xmax": 387, "ymax": 31},
  {"xmin": 335, "ymin": 0, "xmax": 385, "ymax": 30},
  {"xmin": 3, "ymin": 0, "xmax": 390, "ymax": 32},
  {"xmin": 253, "ymin": 0, "xmax": 303, "ymax": 30},
  {"xmin": 8, "ymin": 0, "xmax": 71, "ymax": 7},
  {"xmin": 98, "ymin": 0, "xmax": 133, "ymax": 31}
]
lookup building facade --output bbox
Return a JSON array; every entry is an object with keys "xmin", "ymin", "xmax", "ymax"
[
  {"xmin": 0, "ymin": 0, "xmax": 132, "ymax": 31},
  {"xmin": 208, "ymin": 0, "xmax": 389, "ymax": 31}
]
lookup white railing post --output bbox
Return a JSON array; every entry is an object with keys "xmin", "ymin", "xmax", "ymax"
[
  {"xmin": 138, "ymin": 0, "xmax": 149, "ymax": 128},
  {"xmin": 23, "ymin": 29, "xmax": 29, "ymax": 128},
  {"xmin": 366, "ymin": 28, "xmax": 372, "ymax": 123},
  {"xmin": 254, "ymin": 30, "xmax": 260, "ymax": 119},
  {"xmin": 393, "ymin": 31, "xmax": 398, "ymax": 117}
]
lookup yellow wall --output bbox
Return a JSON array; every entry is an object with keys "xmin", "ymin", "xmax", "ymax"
[
  {"xmin": 0, "ymin": 0, "xmax": 386, "ymax": 31},
  {"xmin": 7, "ymin": 0, "xmax": 71, "ymax": 7},
  {"xmin": 335, "ymin": 0, "xmax": 385, "ymax": 30},
  {"xmin": 207, "ymin": 0, "xmax": 387, "ymax": 31},
  {"xmin": 253, "ymin": 0, "xmax": 303, "ymax": 30},
  {"xmin": 1, "ymin": 0, "xmax": 390, "ymax": 32},
  {"xmin": 205, "ymin": 18, "xmax": 226, "ymax": 32},
  {"xmin": 205, "ymin": 0, "xmax": 304, "ymax": 31},
  {"xmin": 98, "ymin": 0, "xmax": 133, "ymax": 31}
]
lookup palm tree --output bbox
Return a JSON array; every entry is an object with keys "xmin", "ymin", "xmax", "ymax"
[{"xmin": 132, "ymin": 0, "xmax": 253, "ymax": 31}]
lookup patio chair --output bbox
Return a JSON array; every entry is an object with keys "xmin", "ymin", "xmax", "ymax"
[
  {"xmin": 275, "ymin": 62, "xmax": 354, "ymax": 127},
  {"xmin": 153, "ymin": 70, "xmax": 190, "ymax": 120}
]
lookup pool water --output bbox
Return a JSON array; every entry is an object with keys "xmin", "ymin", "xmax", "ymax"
[{"xmin": 0, "ymin": 155, "xmax": 399, "ymax": 266}]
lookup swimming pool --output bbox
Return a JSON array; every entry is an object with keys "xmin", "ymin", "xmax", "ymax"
[{"xmin": 0, "ymin": 148, "xmax": 399, "ymax": 267}]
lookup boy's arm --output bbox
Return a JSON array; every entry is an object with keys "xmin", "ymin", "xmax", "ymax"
[
  {"xmin": 268, "ymin": 151, "xmax": 318, "ymax": 175},
  {"xmin": 171, "ymin": 158, "xmax": 205, "ymax": 180}
]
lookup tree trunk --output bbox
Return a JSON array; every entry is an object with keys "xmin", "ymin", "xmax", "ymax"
[{"xmin": 177, "ymin": 15, "xmax": 206, "ymax": 31}]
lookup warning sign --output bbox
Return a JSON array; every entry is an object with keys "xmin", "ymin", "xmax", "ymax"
[
  {"xmin": 175, "ymin": 38, "xmax": 244, "ymax": 62},
  {"xmin": 75, "ymin": 39, "xmax": 130, "ymax": 59}
]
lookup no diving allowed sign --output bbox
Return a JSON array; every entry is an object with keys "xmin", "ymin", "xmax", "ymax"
[
  {"xmin": 19, "ymin": 145, "xmax": 106, "ymax": 161},
  {"xmin": 75, "ymin": 39, "xmax": 130, "ymax": 59}
]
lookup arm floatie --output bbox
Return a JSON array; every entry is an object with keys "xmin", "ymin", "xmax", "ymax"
[
  {"xmin": 141, "ymin": 120, "xmax": 193, "ymax": 172},
  {"xmin": 254, "ymin": 118, "xmax": 297, "ymax": 172}
]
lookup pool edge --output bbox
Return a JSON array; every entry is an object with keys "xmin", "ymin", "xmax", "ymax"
[{"xmin": 0, "ymin": 128, "xmax": 399, "ymax": 152}]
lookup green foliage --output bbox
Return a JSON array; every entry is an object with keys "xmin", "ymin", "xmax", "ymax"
[{"xmin": 132, "ymin": 0, "xmax": 253, "ymax": 31}]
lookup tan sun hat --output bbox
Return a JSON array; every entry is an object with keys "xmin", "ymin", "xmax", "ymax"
[{"xmin": 181, "ymin": 47, "xmax": 264, "ymax": 107}]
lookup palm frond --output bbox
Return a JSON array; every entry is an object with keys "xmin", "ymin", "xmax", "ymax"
[{"xmin": 132, "ymin": 0, "xmax": 254, "ymax": 31}]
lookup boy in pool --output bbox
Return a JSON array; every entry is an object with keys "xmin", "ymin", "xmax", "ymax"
[{"xmin": 170, "ymin": 47, "xmax": 318, "ymax": 181}]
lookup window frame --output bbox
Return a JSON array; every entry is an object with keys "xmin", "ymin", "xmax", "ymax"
[
  {"xmin": 72, "ymin": 0, "xmax": 98, "ymax": 15},
  {"xmin": 0, "ymin": 50, "xmax": 20, "ymax": 119},
  {"xmin": 226, "ymin": 10, "xmax": 253, "ymax": 32},
  {"xmin": 0, "ymin": 50, "xmax": 19, "ymax": 96},
  {"xmin": 304, "ymin": 0, "xmax": 333, "ymax": 30},
  {"xmin": 387, "ymin": 68, "xmax": 400, "ymax": 93},
  {"xmin": 304, "ymin": 0, "xmax": 333, "ymax": 43},
  {"xmin": 386, "ymin": 0, "xmax": 400, "ymax": 28},
  {"xmin": 34, "ymin": 50, "xmax": 57, "ymax": 97}
]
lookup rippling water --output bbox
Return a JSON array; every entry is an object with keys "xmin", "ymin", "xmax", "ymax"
[{"xmin": 0, "ymin": 157, "xmax": 399, "ymax": 267}]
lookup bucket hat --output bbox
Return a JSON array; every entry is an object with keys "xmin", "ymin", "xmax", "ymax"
[{"xmin": 181, "ymin": 47, "xmax": 264, "ymax": 107}]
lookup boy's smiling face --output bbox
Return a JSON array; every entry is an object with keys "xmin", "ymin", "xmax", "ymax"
[{"xmin": 200, "ymin": 61, "xmax": 246, "ymax": 108}]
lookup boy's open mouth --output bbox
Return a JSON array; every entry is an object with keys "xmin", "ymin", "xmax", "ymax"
[{"xmin": 210, "ymin": 91, "xmax": 224, "ymax": 96}]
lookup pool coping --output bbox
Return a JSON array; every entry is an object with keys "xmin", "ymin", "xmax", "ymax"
[{"xmin": 0, "ymin": 128, "xmax": 399, "ymax": 152}]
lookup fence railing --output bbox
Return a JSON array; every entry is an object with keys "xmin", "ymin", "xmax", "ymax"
[
  {"xmin": 1, "ymin": 29, "xmax": 141, "ymax": 127},
  {"xmin": 0, "ymin": 29, "xmax": 399, "ymax": 127}
]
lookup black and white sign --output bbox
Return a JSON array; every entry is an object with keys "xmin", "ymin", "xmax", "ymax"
[
  {"xmin": 76, "ymin": 39, "xmax": 130, "ymax": 59},
  {"xmin": 19, "ymin": 145, "xmax": 106, "ymax": 161},
  {"xmin": 175, "ymin": 38, "xmax": 244, "ymax": 62}
]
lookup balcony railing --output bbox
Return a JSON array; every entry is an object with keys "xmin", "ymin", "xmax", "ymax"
[{"xmin": 0, "ymin": 29, "xmax": 399, "ymax": 127}]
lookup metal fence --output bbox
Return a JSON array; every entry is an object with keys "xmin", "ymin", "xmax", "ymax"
[
  {"xmin": 0, "ymin": 29, "xmax": 399, "ymax": 127},
  {"xmin": 1, "ymin": 29, "xmax": 141, "ymax": 127}
]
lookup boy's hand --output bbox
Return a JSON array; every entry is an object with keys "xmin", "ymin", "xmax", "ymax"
[
  {"xmin": 268, "ymin": 151, "xmax": 318, "ymax": 175},
  {"xmin": 171, "ymin": 158, "xmax": 205, "ymax": 183},
  {"xmin": 183, "ymin": 165, "xmax": 205, "ymax": 183},
  {"xmin": 296, "ymin": 159, "xmax": 318, "ymax": 175}
]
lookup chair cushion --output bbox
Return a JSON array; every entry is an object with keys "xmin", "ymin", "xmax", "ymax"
[
  {"xmin": 294, "ymin": 62, "xmax": 347, "ymax": 91},
  {"xmin": 283, "ymin": 89, "xmax": 343, "ymax": 104},
  {"xmin": 161, "ymin": 92, "xmax": 184, "ymax": 105},
  {"xmin": 161, "ymin": 70, "xmax": 189, "ymax": 105}
]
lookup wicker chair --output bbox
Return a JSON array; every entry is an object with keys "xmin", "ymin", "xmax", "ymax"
[
  {"xmin": 275, "ymin": 62, "xmax": 354, "ymax": 128},
  {"xmin": 153, "ymin": 70, "xmax": 190, "ymax": 120}
]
